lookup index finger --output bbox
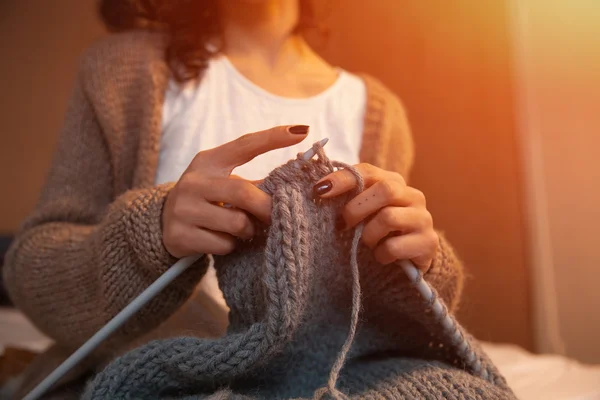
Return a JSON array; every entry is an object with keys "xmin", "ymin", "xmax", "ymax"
[
  {"xmin": 313, "ymin": 163, "xmax": 405, "ymax": 198},
  {"xmin": 192, "ymin": 125, "xmax": 309, "ymax": 175}
]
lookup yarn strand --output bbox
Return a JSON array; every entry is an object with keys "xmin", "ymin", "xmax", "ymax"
[{"xmin": 316, "ymin": 162, "xmax": 365, "ymax": 400}]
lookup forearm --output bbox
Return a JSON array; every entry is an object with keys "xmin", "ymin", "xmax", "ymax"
[
  {"xmin": 421, "ymin": 231, "xmax": 464, "ymax": 311},
  {"xmin": 4, "ymin": 184, "xmax": 208, "ymax": 349}
]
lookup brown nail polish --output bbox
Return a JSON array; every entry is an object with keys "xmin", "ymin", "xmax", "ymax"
[
  {"xmin": 288, "ymin": 125, "xmax": 310, "ymax": 134},
  {"xmin": 313, "ymin": 180, "xmax": 332, "ymax": 196},
  {"xmin": 335, "ymin": 215, "xmax": 346, "ymax": 231}
]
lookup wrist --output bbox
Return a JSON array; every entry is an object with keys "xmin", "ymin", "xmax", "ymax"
[{"xmin": 126, "ymin": 183, "xmax": 179, "ymax": 273}]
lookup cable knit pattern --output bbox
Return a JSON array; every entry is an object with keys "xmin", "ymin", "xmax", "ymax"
[
  {"xmin": 84, "ymin": 150, "xmax": 515, "ymax": 399},
  {"xmin": 3, "ymin": 31, "xmax": 467, "ymax": 398}
]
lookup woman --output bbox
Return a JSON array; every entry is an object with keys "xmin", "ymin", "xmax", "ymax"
[{"xmin": 5, "ymin": 0, "xmax": 466, "ymax": 398}]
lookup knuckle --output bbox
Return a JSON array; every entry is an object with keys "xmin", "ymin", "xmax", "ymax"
[
  {"xmin": 428, "ymin": 230, "xmax": 440, "ymax": 249},
  {"xmin": 362, "ymin": 230, "xmax": 378, "ymax": 249},
  {"xmin": 193, "ymin": 149, "xmax": 210, "ymax": 161},
  {"xmin": 393, "ymin": 172, "xmax": 406, "ymax": 185},
  {"xmin": 229, "ymin": 212, "xmax": 250, "ymax": 235},
  {"xmin": 191, "ymin": 150, "xmax": 211, "ymax": 167},
  {"xmin": 360, "ymin": 233, "xmax": 373, "ymax": 248},
  {"xmin": 340, "ymin": 209, "xmax": 355, "ymax": 228},
  {"xmin": 358, "ymin": 163, "xmax": 377, "ymax": 178},
  {"xmin": 378, "ymin": 180, "xmax": 397, "ymax": 201},
  {"xmin": 177, "ymin": 173, "xmax": 199, "ymax": 193},
  {"xmin": 423, "ymin": 210, "xmax": 434, "ymax": 227},
  {"xmin": 385, "ymin": 238, "xmax": 404, "ymax": 258},
  {"xmin": 212, "ymin": 238, "xmax": 236, "ymax": 255},
  {"xmin": 413, "ymin": 188, "xmax": 426, "ymax": 204},
  {"xmin": 379, "ymin": 207, "xmax": 398, "ymax": 227},
  {"xmin": 358, "ymin": 162, "xmax": 373, "ymax": 172},
  {"xmin": 232, "ymin": 181, "xmax": 252, "ymax": 200}
]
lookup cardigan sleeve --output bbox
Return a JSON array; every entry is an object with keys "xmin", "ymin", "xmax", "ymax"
[
  {"xmin": 3, "ymin": 59, "xmax": 208, "ymax": 352},
  {"xmin": 358, "ymin": 75, "xmax": 465, "ymax": 316}
]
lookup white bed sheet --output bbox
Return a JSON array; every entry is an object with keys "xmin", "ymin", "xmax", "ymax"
[
  {"xmin": 481, "ymin": 342, "xmax": 600, "ymax": 400},
  {"xmin": 1, "ymin": 308, "xmax": 599, "ymax": 399},
  {"xmin": 0, "ymin": 307, "xmax": 52, "ymax": 354}
]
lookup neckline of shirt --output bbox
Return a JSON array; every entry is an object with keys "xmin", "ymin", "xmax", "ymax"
[{"xmin": 216, "ymin": 54, "xmax": 349, "ymax": 105}]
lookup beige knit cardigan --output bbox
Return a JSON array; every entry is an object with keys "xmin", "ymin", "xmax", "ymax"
[{"xmin": 4, "ymin": 31, "xmax": 464, "ymax": 398}]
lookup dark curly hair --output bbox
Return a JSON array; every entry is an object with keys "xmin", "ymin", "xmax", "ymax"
[{"xmin": 99, "ymin": 0, "xmax": 323, "ymax": 83}]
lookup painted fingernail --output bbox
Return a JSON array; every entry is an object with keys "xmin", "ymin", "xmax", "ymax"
[
  {"xmin": 313, "ymin": 180, "xmax": 332, "ymax": 196},
  {"xmin": 288, "ymin": 125, "xmax": 310, "ymax": 134},
  {"xmin": 335, "ymin": 215, "xmax": 346, "ymax": 231}
]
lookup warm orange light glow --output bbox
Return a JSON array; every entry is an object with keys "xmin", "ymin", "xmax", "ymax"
[
  {"xmin": 511, "ymin": 0, "xmax": 600, "ymax": 363},
  {"xmin": 516, "ymin": 1, "xmax": 600, "ymax": 123}
]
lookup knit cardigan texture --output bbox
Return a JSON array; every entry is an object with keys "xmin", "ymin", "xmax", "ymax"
[
  {"xmin": 4, "ymin": 30, "xmax": 470, "ymax": 398},
  {"xmin": 83, "ymin": 147, "xmax": 515, "ymax": 399}
]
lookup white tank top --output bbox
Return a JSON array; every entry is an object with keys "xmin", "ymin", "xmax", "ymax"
[{"xmin": 156, "ymin": 55, "xmax": 367, "ymax": 305}]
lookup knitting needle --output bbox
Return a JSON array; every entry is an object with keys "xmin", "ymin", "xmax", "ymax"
[
  {"xmin": 300, "ymin": 137, "xmax": 329, "ymax": 161},
  {"xmin": 23, "ymin": 138, "xmax": 330, "ymax": 400}
]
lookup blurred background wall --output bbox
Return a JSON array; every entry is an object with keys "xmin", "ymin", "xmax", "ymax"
[
  {"xmin": 0, "ymin": 0, "xmax": 598, "ymax": 362},
  {"xmin": 0, "ymin": 0, "xmax": 105, "ymax": 232},
  {"xmin": 508, "ymin": 0, "xmax": 600, "ymax": 363}
]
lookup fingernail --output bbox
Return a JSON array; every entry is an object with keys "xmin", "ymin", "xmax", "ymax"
[
  {"xmin": 335, "ymin": 215, "xmax": 346, "ymax": 231},
  {"xmin": 313, "ymin": 180, "xmax": 332, "ymax": 196},
  {"xmin": 288, "ymin": 125, "xmax": 310, "ymax": 134}
]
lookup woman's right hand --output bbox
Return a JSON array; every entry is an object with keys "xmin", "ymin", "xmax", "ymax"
[{"xmin": 162, "ymin": 125, "xmax": 309, "ymax": 258}]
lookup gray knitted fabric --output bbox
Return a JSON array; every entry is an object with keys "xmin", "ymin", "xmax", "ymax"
[{"xmin": 83, "ymin": 146, "xmax": 516, "ymax": 399}]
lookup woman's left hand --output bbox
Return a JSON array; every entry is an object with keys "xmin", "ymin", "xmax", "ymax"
[{"xmin": 313, "ymin": 164, "xmax": 439, "ymax": 272}]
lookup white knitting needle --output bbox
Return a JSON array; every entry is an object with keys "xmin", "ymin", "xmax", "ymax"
[
  {"xmin": 23, "ymin": 139, "xmax": 330, "ymax": 400},
  {"xmin": 300, "ymin": 138, "xmax": 329, "ymax": 161}
]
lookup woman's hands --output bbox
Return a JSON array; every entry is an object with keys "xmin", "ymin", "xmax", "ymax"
[
  {"xmin": 313, "ymin": 164, "xmax": 438, "ymax": 272},
  {"xmin": 162, "ymin": 130, "xmax": 437, "ymax": 268},
  {"xmin": 162, "ymin": 125, "xmax": 309, "ymax": 258}
]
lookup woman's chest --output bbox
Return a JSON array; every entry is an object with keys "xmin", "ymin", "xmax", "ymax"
[{"xmin": 156, "ymin": 76, "xmax": 367, "ymax": 183}]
